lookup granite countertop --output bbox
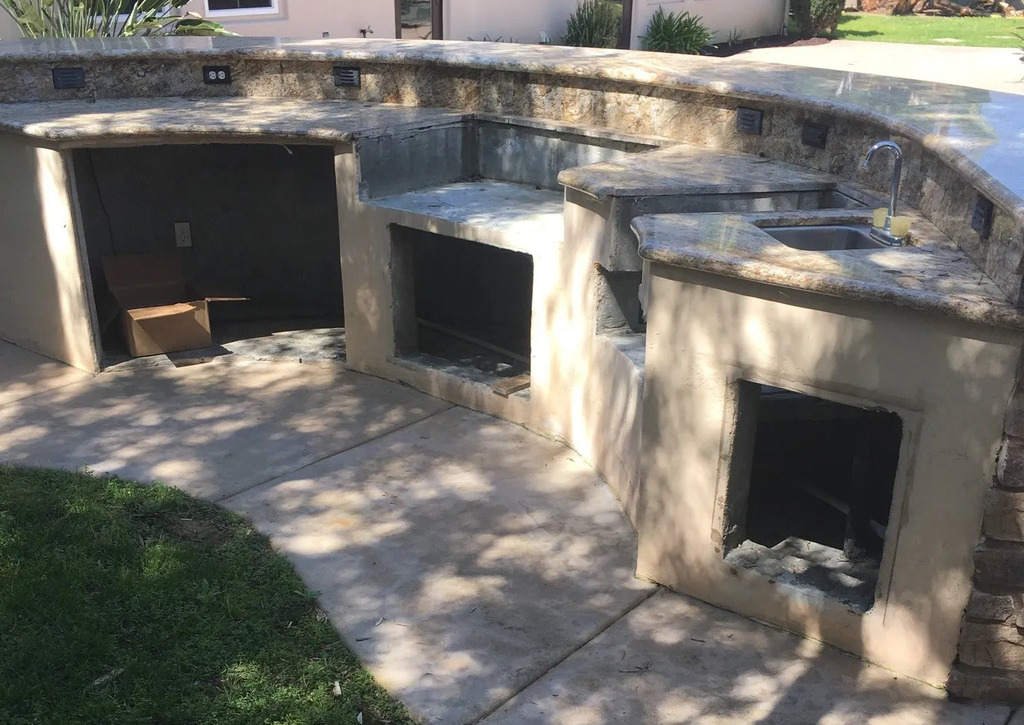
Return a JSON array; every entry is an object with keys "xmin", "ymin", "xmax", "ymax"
[
  {"xmin": 0, "ymin": 96, "xmax": 465, "ymax": 143},
  {"xmin": 558, "ymin": 143, "xmax": 850, "ymax": 198},
  {"xmin": 0, "ymin": 38, "xmax": 1021, "ymax": 211},
  {"xmin": 633, "ymin": 208, "xmax": 1024, "ymax": 329}
]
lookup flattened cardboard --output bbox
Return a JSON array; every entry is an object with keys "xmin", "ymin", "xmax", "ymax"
[{"xmin": 102, "ymin": 253, "xmax": 242, "ymax": 358}]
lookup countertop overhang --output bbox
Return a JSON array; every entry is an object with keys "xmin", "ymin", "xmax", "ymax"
[{"xmin": 0, "ymin": 97, "xmax": 465, "ymax": 144}]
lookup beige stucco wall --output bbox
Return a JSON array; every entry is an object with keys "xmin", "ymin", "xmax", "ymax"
[
  {"xmin": 181, "ymin": 0, "xmax": 393, "ymax": 39},
  {"xmin": 0, "ymin": 10, "xmax": 21, "ymax": 40},
  {"xmin": 0, "ymin": 135, "xmax": 98, "ymax": 372},
  {"xmin": 444, "ymin": 0, "xmax": 579, "ymax": 44},
  {"xmin": 0, "ymin": 1, "xmax": 785, "ymax": 44},
  {"xmin": 174, "ymin": 0, "xmax": 787, "ymax": 45},
  {"xmin": 631, "ymin": 0, "xmax": 787, "ymax": 47},
  {"xmin": 638, "ymin": 264, "xmax": 1023, "ymax": 685}
]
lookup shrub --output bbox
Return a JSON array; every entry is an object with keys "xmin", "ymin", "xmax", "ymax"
[
  {"xmin": 790, "ymin": 0, "xmax": 844, "ymax": 38},
  {"xmin": 810, "ymin": 0, "xmax": 845, "ymax": 35},
  {"xmin": 563, "ymin": 0, "xmax": 621, "ymax": 49},
  {"xmin": 0, "ymin": 0, "xmax": 232, "ymax": 38},
  {"xmin": 642, "ymin": 7, "xmax": 712, "ymax": 54}
]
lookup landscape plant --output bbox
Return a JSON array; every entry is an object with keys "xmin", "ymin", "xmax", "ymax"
[
  {"xmin": 810, "ymin": 0, "xmax": 845, "ymax": 36},
  {"xmin": 790, "ymin": 0, "xmax": 845, "ymax": 37},
  {"xmin": 563, "ymin": 0, "xmax": 621, "ymax": 48},
  {"xmin": 642, "ymin": 7, "xmax": 712, "ymax": 54},
  {"xmin": 0, "ymin": 0, "xmax": 232, "ymax": 38}
]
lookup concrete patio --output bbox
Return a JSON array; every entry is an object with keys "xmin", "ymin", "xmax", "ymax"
[
  {"xmin": 741, "ymin": 39, "xmax": 1024, "ymax": 96},
  {"xmin": 0, "ymin": 338, "xmax": 1016, "ymax": 724}
]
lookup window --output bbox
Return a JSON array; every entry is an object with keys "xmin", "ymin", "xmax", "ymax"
[{"xmin": 206, "ymin": 0, "xmax": 278, "ymax": 15}]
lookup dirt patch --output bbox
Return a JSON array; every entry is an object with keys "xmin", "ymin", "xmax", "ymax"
[{"xmin": 134, "ymin": 509, "xmax": 235, "ymax": 547}]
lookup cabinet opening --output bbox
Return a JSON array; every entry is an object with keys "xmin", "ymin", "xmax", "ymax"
[
  {"xmin": 73, "ymin": 144, "xmax": 343, "ymax": 365},
  {"xmin": 391, "ymin": 225, "xmax": 532, "ymax": 382},
  {"xmin": 723, "ymin": 381, "xmax": 903, "ymax": 612}
]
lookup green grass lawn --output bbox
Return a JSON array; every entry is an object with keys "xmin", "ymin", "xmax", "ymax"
[
  {"xmin": 0, "ymin": 466, "xmax": 414, "ymax": 725},
  {"xmin": 835, "ymin": 11, "xmax": 1024, "ymax": 47}
]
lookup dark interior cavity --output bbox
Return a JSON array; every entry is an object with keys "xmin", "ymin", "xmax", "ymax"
[
  {"xmin": 72, "ymin": 144, "xmax": 343, "ymax": 361},
  {"xmin": 391, "ymin": 225, "xmax": 532, "ymax": 380},
  {"xmin": 724, "ymin": 381, "xmax": 903, "ymax": 612}
]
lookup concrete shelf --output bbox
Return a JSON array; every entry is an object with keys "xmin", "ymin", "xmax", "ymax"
[{"xmin": 366, "ymin": 180, "xmax": 564, "ymax": 254}]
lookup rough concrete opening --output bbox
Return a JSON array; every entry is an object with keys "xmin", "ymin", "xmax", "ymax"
[
  {"xmin": 595, "ymin": 266, "xmax": 645, "ymax": 335},
  {"xmin": 391, "ymin": 225, "xmax": 532, "ymax": 382},
  {"xmin": 723, "ymin": 382, "xmax": 903, "ymax": 612},
  {"xmin": 72, "ymin": 144, "xmax": 343, "ymax": 364}
]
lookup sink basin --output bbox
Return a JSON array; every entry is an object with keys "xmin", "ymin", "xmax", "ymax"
[{"xmin": 765, "ymin": 224, "xmax": 886, "ymax": 251}]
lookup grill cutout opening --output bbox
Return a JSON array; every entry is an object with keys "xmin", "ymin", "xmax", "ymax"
[
  {"xmin": 391, "ymin": 225, "xmax": 532, "ymax": 383},
  {"xmin": 723, "ymin": 381, "xmax": 902, "ymax": 612}
]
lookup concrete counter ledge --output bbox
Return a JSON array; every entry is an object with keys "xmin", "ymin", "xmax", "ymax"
[{"xmin": 3, "ymin": 36, "xmax": 1024, "ymax": 703}]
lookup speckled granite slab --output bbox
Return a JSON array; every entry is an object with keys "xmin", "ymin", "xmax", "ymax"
[
  {"xmin": 559, "ymin": 143, "xmax": 847, "ymax": 198},
  {"xmin": 0, "ymin": 38, "xmax": 1020, "ymax": 205},
  {"xmin": 0, "ymin": 97, "xmax": 464, "ymax": 143},
  {"xmin": 633, "ymin": 208, "xmax": 1024, "ymax": 330}
]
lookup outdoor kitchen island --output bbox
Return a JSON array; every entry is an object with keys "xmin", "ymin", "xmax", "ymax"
[{"xmin": 1, "ymin": 36, "xmax": 1024, "ymax": 701}]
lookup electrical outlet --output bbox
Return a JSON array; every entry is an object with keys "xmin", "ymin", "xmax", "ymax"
[
  {"xmin": 202, "ymin": 66, "xmax": 231, "ymax": 85},
  {"xmin": 174, "ymin": 222, "xmax": 192, "ymax": 248}
]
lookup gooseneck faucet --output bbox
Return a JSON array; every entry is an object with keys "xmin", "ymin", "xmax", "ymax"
[{"xmin": 861, "ymin": 140, "xmax": 905, "ymax": 246}]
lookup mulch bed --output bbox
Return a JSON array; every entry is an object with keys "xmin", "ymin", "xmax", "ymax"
[{"xmin": 703, "ymin": 34, "xmax": 831, "ymax": 58}]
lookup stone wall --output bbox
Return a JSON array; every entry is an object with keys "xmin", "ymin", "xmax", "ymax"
[{"xmin": 950, "ymin": 384, "xmax": 1024, "ymax": 701}]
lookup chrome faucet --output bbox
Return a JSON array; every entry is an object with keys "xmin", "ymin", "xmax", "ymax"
[{"xmin": 861, "ymin": 140, "xmax": 905, "ymax": 246}]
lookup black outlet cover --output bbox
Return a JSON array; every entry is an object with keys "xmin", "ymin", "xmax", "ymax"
[
  {"xmin": 334, "ymin": 66, "xmax": 361, "ymax": 87},
  {"xmin": 971, "ymin": 194, "xmax": 994, "ymax": 239},
  {"xmin": 801, "ymin": 121, "xmax": 829, "ymax": 149},
  {"xmin": 736, "ymin": 106, "xmax": 763, "ymax": 135},
  {"xmin": 52, "ymin": 67, "xmax": 86, "ymax": 90},
  {"xmin": 202, "ymin": 66, "xmax": 232, "ymax": 85}
]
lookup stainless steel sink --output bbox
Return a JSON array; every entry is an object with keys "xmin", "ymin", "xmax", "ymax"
[{"xmin": 764, "ymin": 224, "xmax": 886, "ymax": 251}]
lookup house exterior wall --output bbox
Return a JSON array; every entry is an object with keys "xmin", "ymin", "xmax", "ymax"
[
  {"xmin": 443, "ymin": 0, "xmax": 580, "ymax": 44},
  {"xmin": 630, "ymin": 0, "xmax": 788, "ymax": 47},
  {"xmin": 1, "ymin": 1, "xmax": 788, "ymax": 45},
  {"xmin": 0, "ymin": 11, "xmax": 20, "ymax": 40},
  {"xmin": 181, "ymin": 0, "xmax": 392, "ymax": 40}
]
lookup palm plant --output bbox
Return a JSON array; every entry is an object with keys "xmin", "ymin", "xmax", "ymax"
[{"xmin": 0, "ymin": 0, "xmax": 233, "ymax": 38}]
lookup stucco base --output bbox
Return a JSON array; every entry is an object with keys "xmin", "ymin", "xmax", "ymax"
[{"xmin": 638, "ymin": 264, "xmax": 1023, "ymax": 685}]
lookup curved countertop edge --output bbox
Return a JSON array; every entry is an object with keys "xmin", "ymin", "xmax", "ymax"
[
  {"xmin": 0, "ymin": 98, "xmax": 675, "ymax": 149},
  {"xmin": 632, "ymin": 211, "xmax": 1024, "ymax": 331},
  {"xmin": 0, "ymin": 39, "xmax": 1022, "ymax": 221}
]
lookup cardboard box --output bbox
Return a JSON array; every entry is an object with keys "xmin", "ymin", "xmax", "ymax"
[{"xmin": 102, "ymin": 253, "xmax": 241, "ymax": 358}]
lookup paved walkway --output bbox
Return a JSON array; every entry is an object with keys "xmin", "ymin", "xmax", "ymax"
[
  {"xmin": 0, "ymin": 339, "xmax": 1015, "ymax": 724},
  {"xmin": 741, "ymin": 39, "xmax": 1024, "ymax": 96}
]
